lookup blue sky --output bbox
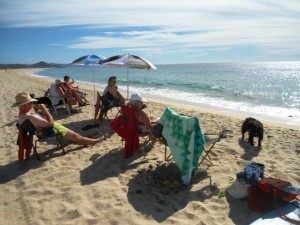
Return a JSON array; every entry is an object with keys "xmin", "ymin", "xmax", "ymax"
[{"xmin": 1, "ymin": 0, "xmax": 300, "ymax": 65}]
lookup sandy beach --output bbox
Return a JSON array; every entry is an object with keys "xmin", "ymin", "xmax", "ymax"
[{"xmin": 0, "ymin": 69, "xmax": 299, "ymax": 225}]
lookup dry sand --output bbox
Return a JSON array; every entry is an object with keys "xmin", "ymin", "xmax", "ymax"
[{"xmin": 0, "ymin": 69, "xmax": 299, "ymax": 225}]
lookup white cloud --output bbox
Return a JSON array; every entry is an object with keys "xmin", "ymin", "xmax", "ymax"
[{"xmin": 1, "ymin": 0, "xmax": 300, "ymax": 62}]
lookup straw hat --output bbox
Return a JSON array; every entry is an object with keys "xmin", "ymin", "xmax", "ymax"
[
  {"xmin": 130, "ymin": 92, "xmax": 147, "ymax": 102},
  {"xmin": 12, "ymin": 92, "xmax": 37, "ymax": 107}
]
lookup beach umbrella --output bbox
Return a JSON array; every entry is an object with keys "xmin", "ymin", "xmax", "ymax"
[
  {"xmin": 99, "ymin": 54, "xmax": 157, "ymax": 99},
  {"xmin": 70, "ymin": 54, "xmax": 106, "ymax": 101}
]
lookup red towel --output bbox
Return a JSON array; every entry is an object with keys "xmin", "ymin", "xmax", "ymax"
[
  {"xmin": 110, "ymin": 106, "xmax": 140, "ymax": 157},
  {"xmin": 17, "ymin": 128, "xmax": 33, "ymax": 160}
]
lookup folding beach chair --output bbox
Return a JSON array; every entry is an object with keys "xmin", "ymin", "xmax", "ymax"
[
  {"xmin": 197, "ymin": 129, "xmax": 232, "ymax": 167},
  {"xmin": 17, "ymin": 119, "xmax": 65, "ymax": 160},
  {"xmin": 94, "ymin": 91, "xmax": 122, "ymax": 121},
  {"xmin": 160, "ymin": 126, "xmax": 232, "ymax": 166},
  {"xmin": 154, "ymin": 107, "xmax": 233, "ymax": 184},
  {"xmin": 110, "ymin": 105, "xmax": 152, "ymax": 157}
]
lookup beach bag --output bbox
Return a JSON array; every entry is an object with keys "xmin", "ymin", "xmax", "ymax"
[
  {"xmin": 249, "ymin": 176, "xmax": 300, "ymax": 224},
  {"xmin": 248, "ymin": 186, "xmax": 288, "ymax": 213},
  {"xmin": 226, "ymin": 179, "xmax": 251, "ymax": 199},
  {"xmin": 258, "ymin": 176, "xmax": 300, "ymax": 202}
]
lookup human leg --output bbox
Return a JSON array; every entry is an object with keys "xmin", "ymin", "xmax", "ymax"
[
  {"xmin": 63, "ymin": 129, "xmax": 106, "ymax": 145},
  {"xmin": 94, "ymin": 94, "xmax": 101, "ymax": 120},
  {"xmin": 73, "ymin": 91, "xmax": 86, "ymax": 105}
]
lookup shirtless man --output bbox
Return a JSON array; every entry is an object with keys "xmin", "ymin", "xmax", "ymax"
[
  {"xmin": 14, "ymin": 92, "xmax": 106, "ymax": 146},
  {"xmin": 63, "ymin": 76, "xmax": 89, "ymax": 105}
]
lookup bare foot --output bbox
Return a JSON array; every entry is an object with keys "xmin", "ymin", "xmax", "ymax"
[{"xmin": 99, "ymin": 134, "xmax": 107, "ymax": 142}]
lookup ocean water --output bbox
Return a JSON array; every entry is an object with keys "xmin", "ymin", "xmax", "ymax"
[{"xmin": 33, "ymin": 61, "xmax": 300, "ymax": 126}]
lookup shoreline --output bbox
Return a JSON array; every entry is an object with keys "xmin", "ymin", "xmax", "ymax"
[
  {"xmin": 30, "ymin": 68, "xmax": 300, "ymax": 130},
  {"xmin": 1, "ymin": 68, "xmax": 299, "ymax": 225}
]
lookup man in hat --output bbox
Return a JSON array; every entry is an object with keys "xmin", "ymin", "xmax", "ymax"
[{"xmin": 13, "ymin": 92, "xmax": 106, "ymax": 155}]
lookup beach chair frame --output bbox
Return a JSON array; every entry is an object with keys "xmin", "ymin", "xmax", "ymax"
[
  {"xmin": 48, "ymin": 96, "xmax": 71, "ymax": 116},
  {"xmin": 17, "ymin": 119, "xmax": 66, "ymax": 160},
  {"xmin": 95, "ymin": 92, "xmax": 122, "ymax": 121},
  {"xmin": 163, "ymin": 129, "xmax": 232, "ymax": 166}
]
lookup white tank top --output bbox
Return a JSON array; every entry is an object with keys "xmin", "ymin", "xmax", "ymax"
[{"xmin": 49, "ymin": 84, "xmax": 61, "ymax": 98}]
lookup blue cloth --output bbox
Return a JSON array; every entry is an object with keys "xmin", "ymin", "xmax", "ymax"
[
  {"xmin": 283, "ymin": 186, "xmax": 300, "ymax": 195},
  {"xmin": 242, "ymin": 163, "xmax": 265, "ymax": 186},
  {"xmin": 159, "ymin": 107, "xmax": 206, "ymax": 184}
]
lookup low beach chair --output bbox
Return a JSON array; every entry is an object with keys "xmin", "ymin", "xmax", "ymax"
[
  {"xmin": 48, "ymin": 96, "xmax": 71, "ymax": 116},
  {"xmin": 160, "ymin": 126, "xmax": 232, "ymax": 166},
  {"xmin": 17, "ymin": 119, "xmax": 65, "ymax": 160},
  {"xmin": 197, "ymin": 129, "xmax": 232, "ymax": 167},
  {"xmin": 156, "ymin": 107, "xmax": 206, "ymax": 184},
  {"xmin": 110, "ymin": 105, "xmax": 149, "ymax": 158},
  {"xmin": 94, "ymin": 91, "xmax": 122, "ymax": 121},
  {"xmin": 154, "ymin": 107, "xmax": 233, "ymax": 184},
  {"xmin": 47, "ymin": 82, "xmax": 71, "ymax": 116}
]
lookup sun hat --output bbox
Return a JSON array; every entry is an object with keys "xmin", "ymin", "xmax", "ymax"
[
  {"xmin": 12, "ymin": 92, "xmax": 37, "ymax": 107},
  {"xmin": 55, "ymin": 79, "xmax": 62, "ymax": 85},
  {"xmin": 130, "ymin": 92, "xmax": 147, "ymax": 103}
]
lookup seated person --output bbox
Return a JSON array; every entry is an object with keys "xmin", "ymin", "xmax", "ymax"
[
  {"xmin": 128, "ymin": 92, "xmax": 159, "ymax": 136},
  {"xmin": 94, "ymin": 76, "xmax": 125, "ymax": 121},
  {"xmin": 13, "ymin": 92, "xmax": 106, "ymax": 146},
  {"xmin": 29, "ymin": 93, "xmax": 53, "ymax": 110},
  {"xmin": 63, "ymin": 75, "xmax": 89, "ymax": 106},
  {"xmin": 47, "ymin": 79, "xmax": 77, "ymax": 113}
]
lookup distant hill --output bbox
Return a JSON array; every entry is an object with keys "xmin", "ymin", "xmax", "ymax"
[
  {"xmin": 30, "ymin": 61, "xmax": 64, "ymax": 68},
  {"xmin": 0, "ymin": 61, "xmax": 65, "ymax": 69}
]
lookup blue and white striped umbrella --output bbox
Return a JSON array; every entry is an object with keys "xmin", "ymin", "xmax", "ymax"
[
  {"xmin": 71, "ymin": 54, "xmax": 106, "ymax": 65},
  {"xmin": 70, "ymin": 54, "xmax": 106, "ymax": 101}
]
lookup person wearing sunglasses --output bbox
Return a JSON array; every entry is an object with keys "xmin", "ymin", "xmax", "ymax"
[{"xmin": 95, "ymin": 76, "xmax": 125, "ymax": 121}]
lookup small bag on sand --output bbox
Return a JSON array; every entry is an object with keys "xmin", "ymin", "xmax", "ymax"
[{"xmin": 226, "ymin": 178, "xmax": 251, "ymax": 199}]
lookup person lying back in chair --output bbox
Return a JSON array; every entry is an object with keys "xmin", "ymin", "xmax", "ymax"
[
  {"xmin": 95, "ymin": 76, "xmax": 125, "ymax": 121},
  {"xmin": 46, "ymin": 79, "xmax": 78, "ymax": 113},
  {"xmin": 128, "ymin": 92, "xmax": 159, "ymax": 136},
  {"xmin": 63, "ymin": 75, "xmax": 90, "ymax": 106},
  {"xmin": 13, "ymin": 92, "xmax": 106, "ymax": 146}
]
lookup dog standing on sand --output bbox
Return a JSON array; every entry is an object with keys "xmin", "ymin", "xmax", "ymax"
[{"xmin": 241, "ymin": 117, "xmax": 264, "ymax": 147}]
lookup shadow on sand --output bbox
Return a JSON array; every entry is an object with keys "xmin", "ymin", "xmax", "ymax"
[
  {"xmin": 80, "ymin": 141, "xmax": 155, "ymax": 185},
  {"xmin": 239, "ymin": 139, "xmax": 261, "ymax": 161},
  {"xmin": 126, "ymin": 163, "xmax": 219, "ymax": 223},
  {"xmin": 0, "ymin": 145, "xmax": 85, "ymax": 184},
  {"xmin": 0, "ymin": 118, "xmax": 106, "ymax": 184},
  {"xmin": 226, "ymin": 192, "xmax": 262, "ymax": 224}
]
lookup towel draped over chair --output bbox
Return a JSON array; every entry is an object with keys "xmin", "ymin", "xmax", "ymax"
[
  {"xmin": 159, "ymin": 107, "xmax": 206, "ymax": 184},
  {"xmin": 110, "ymin": 106, "xmax": 140, "ymax": 158}
]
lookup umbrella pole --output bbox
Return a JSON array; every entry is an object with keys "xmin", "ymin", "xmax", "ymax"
[
  {"xmin": 127, "ymin": 66, "xmax": 129, "ymax": 100},
  {"xmin": 93, "ymin": 64, "xmax": 96, "ymax": 102}
]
